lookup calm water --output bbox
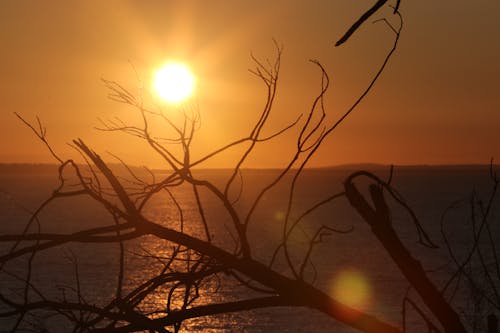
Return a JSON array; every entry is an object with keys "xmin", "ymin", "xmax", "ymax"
[{"xmin": 0, "ymin": 165, "xmax": 498, "ymax": 332}]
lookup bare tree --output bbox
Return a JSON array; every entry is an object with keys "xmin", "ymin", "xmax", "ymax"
[
  {"xmin": 437, "ymin": 163, "xmax": 500, "ymax": 333},
  {"xmin": 0, "ymin": 2, "xmax": 487, "ymax": 332}
]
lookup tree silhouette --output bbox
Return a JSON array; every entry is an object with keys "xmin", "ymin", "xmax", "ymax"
[{"xmin": 1, "ymin": 2, "xmax": 494, "ymax": 332}]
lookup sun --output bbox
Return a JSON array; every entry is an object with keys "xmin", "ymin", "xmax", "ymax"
[{"xmin": 153, "ymin": 62, "xmax": 195, "ymax": 103}]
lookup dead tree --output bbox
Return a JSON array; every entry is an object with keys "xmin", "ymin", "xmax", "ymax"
[
  {"xmin": 439, "ymin": 163, "xmax": 500, "ymax": 333},
  {"xmin": 0, "ymin": 2, "xmax": 475, "ymax": 332}
]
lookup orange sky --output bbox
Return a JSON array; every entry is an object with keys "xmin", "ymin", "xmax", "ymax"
[{"xmin": 1, "ymin": 1, "xmax": 499, "ymax": 168}]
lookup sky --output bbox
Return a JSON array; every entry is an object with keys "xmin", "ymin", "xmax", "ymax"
[{"xmin": 1, "ymin": 0, "xmax": 499, "ymax": 168}]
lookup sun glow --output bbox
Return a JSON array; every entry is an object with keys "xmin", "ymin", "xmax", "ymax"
[{"xmin": 153, "ymin": 63, "xmax": 195, "ymax": 103}]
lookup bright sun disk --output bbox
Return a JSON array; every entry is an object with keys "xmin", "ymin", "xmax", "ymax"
[{"xmin": 154, "ymin": 63, "xmax": 195, "ymax": 103}]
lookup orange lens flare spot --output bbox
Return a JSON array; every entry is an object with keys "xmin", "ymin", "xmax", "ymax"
[{"xmin": 331, "ymin": 269, "xmax": 371, "ymax": 310}]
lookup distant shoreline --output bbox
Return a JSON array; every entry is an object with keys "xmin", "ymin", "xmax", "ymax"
[{"xmin": 0, "ymin": 162, "xmax": 495, "ymax": 174}]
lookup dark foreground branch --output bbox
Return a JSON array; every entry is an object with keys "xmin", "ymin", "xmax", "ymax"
[
  {"xmin": 136, "ymin": 219, "xmax": 403, "ymax": 333},
  {"xmin": 344, "ymin": 172, "xmax": 467, "ymax": 333},
  {"xmin": 336, "ymin": 0, "xmax": 389, "ymax": 46}
]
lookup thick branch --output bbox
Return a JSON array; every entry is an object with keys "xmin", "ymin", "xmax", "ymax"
[
  {"xmin": 344, "ymin": 178, "xmax": 466, "ymax": 333},
  {"xmin": 136, "ymin": 219, "xmax": 403, "ymax": 333}
]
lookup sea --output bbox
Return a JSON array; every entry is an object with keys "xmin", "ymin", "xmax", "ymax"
[{"xmin": 0, "ymin": 164, "xmax": 499, "ymax": 332}]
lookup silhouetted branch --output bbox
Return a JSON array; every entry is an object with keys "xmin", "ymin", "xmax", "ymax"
[
  {"xmin": 344, "ymin": 171, "xmax": 467, "ymax": 333},
  {"xmin": 14, "ymin": 112, "xmax": 63, "ymax": 163},
  {"xmin": 335, "ymin": 0, "xmax": 395, "ymax": 46},
  {"xmin": 440, "ymin": 163, "xmax": 500, "ymax": 329}
]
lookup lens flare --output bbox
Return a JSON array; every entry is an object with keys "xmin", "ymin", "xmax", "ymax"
[{"xmin": 331, "ymin": 269, "xmax": 371, "ymax": 310}]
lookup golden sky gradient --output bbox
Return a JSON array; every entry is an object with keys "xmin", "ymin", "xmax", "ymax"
[{"xmin": 1, "ymin": 1, "xmax": 499, "ymax": 168}]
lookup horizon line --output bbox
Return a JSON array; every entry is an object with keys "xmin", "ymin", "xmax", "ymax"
[{"xmin": 0, "ymin": 162, "xmax": 497, "ymax": 171}]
